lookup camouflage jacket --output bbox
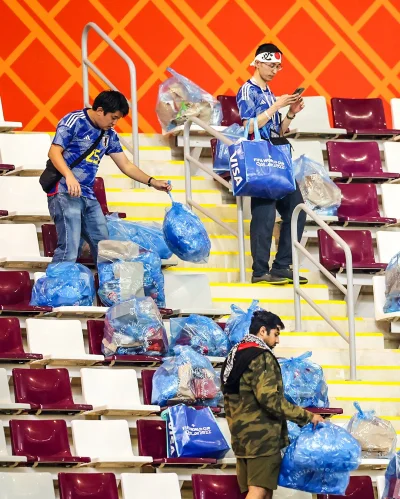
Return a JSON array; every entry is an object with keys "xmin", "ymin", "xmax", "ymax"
[{"xmin": 224, "ymin": 350, "xmax": 313, "ymax": 458}]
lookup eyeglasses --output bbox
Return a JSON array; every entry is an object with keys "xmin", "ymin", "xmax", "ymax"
[{"xmin": 262, "ymin": 62, "xmax": 283, "ymax": 72}]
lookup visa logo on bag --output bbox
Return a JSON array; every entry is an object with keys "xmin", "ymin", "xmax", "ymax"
[{"xmin": 230, "ymin": 150, "xmax": 243, "ymax": 187}]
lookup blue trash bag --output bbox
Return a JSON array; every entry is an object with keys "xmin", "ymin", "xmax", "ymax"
[
  {"xmin": 287, "ymin": 421, "xmax": 301, "ymax": 443},
  {"xmin": 102, "ymin": 296, "xmax": 168, "ymax": 357},
  {"xmin": 383, "ymin": 452, "xmax": 400, "ymax": 499},
  {"xmin": 384, "ymin": 252, "xmax": 400, "ymax": 313},
  {"xmin": 106, "ymin": 214, "xmax": 173, "ymax": 260},
  {"xmin": 293, "ymin": 154, "xmax": 342, "ymax": 211},
  {"xmin": 162, "ymin": 404, "xmax": 230, "ymax": 459},
  {"xmin": 169, "ymin": 315, "xmax": 230, "ymax": 357},
  {"xmin": 279, "ymin": 352, "xmax": 329, "ymax": 408},
  {"xmin": 163, "ymin": 193, "xmax": 211, "ymax": 263},
  {"xmin": 224, "ymin": 300, "xmax": 263, "ymax": 346},
  {"xmin": 151, "ymin": 345, "xmax": 222, "ymax": 407},
  {"xmin": 30, "ymin": 263, "xmax": 95, "ymax": 307},
  {"xmin": 213, "ymin": 124, "xmax": 244, "ymax": 174},
  {"xmin": 347, "ymin": 402, "xmax": 397, "ymax": 458}
]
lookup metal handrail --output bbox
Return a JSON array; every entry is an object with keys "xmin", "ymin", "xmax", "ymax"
[
  {"xmin": 81, "ymin": 22, "xmax": 139, "ymax": 180},
  {"xmin": 291, "ymin": 203, "xmax": 357, "ymax": 380},
  {"xmin": 183, "ymin": 117, "xmax": 246, "ymax": 282}
]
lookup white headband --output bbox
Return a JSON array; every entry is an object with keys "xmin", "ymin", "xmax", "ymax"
[{"xmin": 250, "ymin": 52, "xmax": 282, "ymax": 67}]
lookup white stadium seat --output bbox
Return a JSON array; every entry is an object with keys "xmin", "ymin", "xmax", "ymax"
[
  {"xmin": 391, "ymin": 98, "xmax": 400, "ymax": 129},
  {"xmin": 71, "ymin": 420, "xmax": 152, "ymax": 467},
  {"xmin": 0, "ymin": 422, "xmax": 27, "ymax": 465},
  {"xmin": 288, "ymin": 139, "xmax": 324, "ymax": 164},
  {"xmin": 0, "ymin": 473, "xmax": 54, "ymax": 499},
  {"xmin": 0, "ymin": 368, "xmax": 30, "ymax": 414},
  {"xmin": 381, "ymin": 183, "xmax": 400, "ymax": 220},
  {"xmin": 0, "ymin": 97, "xmax": 22, "ymax": 133},
  {"xmin": 0, "ymin": 177, "xmax": 50, "ymax": 220},
  {"xmin": 376, "ymin": 231, "xmax": 400, "ymax": 264},
  {"xmin": 121, "ymin": 472, "xmax": 181, "ymax": 499},
  {"xmin": 0, "ymin": 133, "xmax": 50, "ymax": 175},
  {"xmin": 383, "ymin": 141, "xmax": 400, "ymax": 175}
]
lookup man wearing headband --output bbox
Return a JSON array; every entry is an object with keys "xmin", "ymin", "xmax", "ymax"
[{"xmin": 237, "ymin": 43, "xmax": 307, "ymax": 285}]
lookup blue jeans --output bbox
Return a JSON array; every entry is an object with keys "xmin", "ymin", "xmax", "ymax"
[{"xmin": 48, "ymin": 194, "xmax": 108, "ymax": 263}]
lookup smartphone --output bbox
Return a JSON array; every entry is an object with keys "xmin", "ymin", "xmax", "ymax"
[{"xmin": 293, "ymin": 87, "xmax": 305, "ymax": 96}]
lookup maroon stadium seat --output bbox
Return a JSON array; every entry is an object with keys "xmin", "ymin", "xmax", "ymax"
[
  {"xmin": 317, "ymin": 475, "xmax": 374, "ymax": 499},
  {"xmin": 0, "ymin": 271, "xmax": 52, "ymax": 314},
  {"xmin": 0, "ymin": 210, "xmax": 8, "ymax": 217},
  {"xmin": 41, "ymin": 224, "xmax": 95, "ymax": 266},
  {"xmin": 59, "ymin": 473, "xmax": 119, "ymax": 499},
  {"xmin": 192, "ymin": 474, "xmax": 246, "ymax": 499},
  {"xmin": 217, "ymin": 95, "xmax": 241, "ymax": 127},
  {"xmin": 0, "ymin": 317, "xmax": 42, "ymax": 363},
  {"xmin": 93, "ymin": 177, "xmax": 126, "ymax": 218},
  {"xmin": 0, "ymin": 164, "xmax": 15, "ymax": 174}
]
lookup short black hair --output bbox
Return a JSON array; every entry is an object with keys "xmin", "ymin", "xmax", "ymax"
[
  {"xmin": 249, "ymin": 310, "xmax": 285, "ymax": 336},
  {"xmin": 255, "ymin": 43, "xmax": 282, "ymax": 57},
  {"xmin": 92, "ymin": 90, "xmax": 129, "ymax": 117}
]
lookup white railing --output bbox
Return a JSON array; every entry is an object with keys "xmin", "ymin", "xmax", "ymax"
[
  {"xmin": 291, "ymin": 203, "xmax": 357, "ymax": 380},
  {"xmin": 183, "ymin": 117, "xmax": 246, "ymax": 282}
]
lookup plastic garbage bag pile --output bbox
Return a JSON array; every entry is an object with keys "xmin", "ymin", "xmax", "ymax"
[{"xmin": 224, "ymin": 300, "xmax": 263, "ymax": 346}]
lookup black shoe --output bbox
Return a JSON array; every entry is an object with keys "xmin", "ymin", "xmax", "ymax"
[
  {"xmin": 271, "ymin": 268, "xmax": 308, "ymax": 285},
  {"xmin": 251, "ymin": 273, "xmax": 289, "ymax": 285}
]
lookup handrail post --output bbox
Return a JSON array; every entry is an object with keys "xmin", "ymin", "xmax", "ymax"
[
  {"xmin": 291, "ymin": 206, "xmax": 302, "ymax": 332},
  {"xmin": 183, "ymin": 121, "xmax": 193, "ymax": 209},
  {"xmin": 344, "ymin": 243, "xmax": 357, "ymax": 380},
  {"xmin": 236, "ymin": 196, "xmax": 246, "ymax": 283}
]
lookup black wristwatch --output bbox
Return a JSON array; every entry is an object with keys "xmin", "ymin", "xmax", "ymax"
[
  {"xmin": 287, "ymin": 112, "xmax": 296, "ymax": 120},
  {"xmin": 147, "ymin": 176, "xmax": 154, "ymax": 187}
]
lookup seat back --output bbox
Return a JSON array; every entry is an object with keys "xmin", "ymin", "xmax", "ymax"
[
  {"xmin": 318, "ymin": 230, "xmax": 376, "ymax": 271},
  {"xmin": 0, "ymin": 177, "xmax": 49, "ymax": 213},
  {"xmin": 331, "ymin": 98, "xmax": 386, "ymax": 130},
  {"xmin": 289, "ymin": 139, "xmax": 324, "ymax": 164},
  {"xmin": 391, "ymin": 98, "xmax": 400, "ymax": 129},
  {"xmin": 164, "ymin": 273, "xmax": 213, "ymax": 309},
  {"xmin": 71, "ymin": 420, "xmax": 134, "ymax": 460},
  {"xmin": 192, "ymin": 474, "xmax": 246, "ymax": 498},
  {"xmin": 0, "ymin": 318, "xmax": 24, "ymax": 354},
  {"xmin": 381, "ymin": 183, "xmax": 400, "ymax": 219},
  {"xmin": 327, "ymin": 141, "xmax": 382, "ymax": 174},
  {"xmin": 137, "ymin": 419, "xmax": 166, "ymax": 459},
  {"xmin": 141, "ymin": 369, "xmax": 156, "ymax": 405},
  {"xmin": 0, "ymin": 421, "xmax": 9, "ymax": 457},
  {"xmin": 41, "ymin": 224, "xmax": 58, "ymax": 258},
  {"xmin": 317, "ymin": 475, "xmax": 374, "ymax": 499},
  {"xmin": 337, "ymin": 183, "xmax": 380, "ymax": 218},
  {"xmin": 217, "ymin": 95, "xmax": 241, "ymax": 126},
  {"xmin": 0, "ymin": 224, "xmax": 41, "ymax": 258},
  {"xmin": 0, "ymin": 133, "xmax": 51, "ymax": 166},
  {"xmin": 10, "ymin": 419, "xmax": 73, "ymax": 458},
  {"xmin": 80, "ymin": 368, "xmax": 141, "ymax": 407},
  {"xmin": 87, "ymin": 320, "xmax": 104, "ymax": 355},
  {"xmin": 376, "ymin": 231, "xmax": 400, "ymax": 264},
  {"xmin": 58, "ymin": 473, "xmax": 119, "ymax": 499},
  {"xmin": 0, "ymin": 472, "xmax": 55, "ymax": 499},
  {"xmin": 13, "ymin": 368, "xmax": 74, "ymax": 406},
  {"xmin": 26, "ymin": 319, "xmax": 86, "ymax": 357},
  {"xmin": 281, "ymin": 96, "xmax": 332, "ymax": 130},
  {"xmin": 121, "ymin": 473, "xmax": 181, "ymax": 499},
  {"xmin": 0, "ymin": 369, "xmax": 12, "ymax": 404},
  {"xmin": 383, "ymin": 142, "xmax": 400, "ymax": 174},
  {"xmin": 93, "ymin": 177, "xmax": 109, "ymax": 215},
  {"xmin": 0, "ymin": 272, "xmax": 32, "ymax": 306}
]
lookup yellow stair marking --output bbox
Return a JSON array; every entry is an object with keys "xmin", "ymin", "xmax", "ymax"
[
  {"xmin": 279, "ymin": 316, "xmax": 364, "ymax": 321},
  {"xmin": 110, "ymin": 175, "xmax": 206, "ymax": 180},
  {"xmin": 335, "ymin": 397, "xmax": 400, "ymax": 402},
  {"xmin": 108, "ymin": 202, "xmax": 218, "ymax": 207},
  {"xmin": 212, "ymin": 298, "xmax": 346, "ymax": 305},
  {"xmin": 280, "ymin": 332, "xmax": 381, "ymax": 337},
  {"xmin": 209, "ymin": 283, "xmax": 327, "ymax": 288},
  {"xmin": 327, "ymin": 380, "xmax": 400, "ymax": 386},
  {"xmin": 333, "ymin": 415, "xmax": 400, "ymax": 420},
  {"xmin": 106, "ymin": 188, "xmax": 220, "ymax": 193},
  {"xmin": 322, "ymin": 365, "xmax": 400, "ymax": 370}
]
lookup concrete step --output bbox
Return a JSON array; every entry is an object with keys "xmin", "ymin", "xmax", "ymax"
[
  {"xmin": 328, "ymin": 380, "xmax": 400, "ymax": 399},
  {"xmin": 281, "ymin": 317, "xmax": 382, "ymax": 334},
  {"xmin": 103, "ymin": 174, "xmax": 218, "ymax": 190},
  {"xmin": 331, "ymin": 398, "xmax": 400, "ymax": 417},
  {"xmin": 98, "ymin": 159, "xmax": 186, "ymax": 176},
  {"xmin": 277, "ymin": 331, "xmax": 383, "ymax": 350},
  {"xmin": 105, "ymin": 188, "xmax": 223, "ymax": 205},
  {"xmin": 210, "ymin": 282, "xmax": 330, "ymax": 301}
]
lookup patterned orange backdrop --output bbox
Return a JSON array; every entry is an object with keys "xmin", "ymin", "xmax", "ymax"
[{"xmin": 1, "ymin": 0, "xmax": 399, "ymax": 132}]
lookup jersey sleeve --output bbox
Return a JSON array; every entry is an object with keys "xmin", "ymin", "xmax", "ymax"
[
  {"xmin": 236, "ymin": 84, "xmax": 257, "ymax": 121},
  {"xmin": 106, "ymin": 130, "xmax": 123, "ymax": 155},
  {"xmin": 52, "ymin": 117, "xmax": 76, "ymax": 150}
]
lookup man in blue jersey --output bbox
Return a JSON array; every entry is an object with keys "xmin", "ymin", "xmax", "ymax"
[
  {"xmin": 46, "ymin": 90, "xmax": 171, "ymax": 263},
  {"xmin": 237, "ymin": 43, "xmax": 308, "ymax": 285}
]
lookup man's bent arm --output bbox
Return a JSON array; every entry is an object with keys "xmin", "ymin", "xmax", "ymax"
[{"xmin": 48, "ymin": 144, "xmax": 73, "ymax": 178}]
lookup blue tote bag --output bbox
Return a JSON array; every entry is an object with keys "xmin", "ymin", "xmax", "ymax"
[{"xmin": 228, "ymin": 119, "xmax": 295, "ymax": 199}]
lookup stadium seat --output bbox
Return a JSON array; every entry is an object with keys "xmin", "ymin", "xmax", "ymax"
[
  {"xmin": 383, "ymin": 141, "xmax": 400, "ymax": 175},
  {"xmin": 318, "ymin": 229, "xmax": 386, "ymax": 272},
  {"xmin": 289, "ymin": 139, "xmax": 324, "ymax": 165},
  {"xmin": 0, "ymin": 224, "xmax": 52, "ymax": 269},
  {"xmin": 0, "ymin": 472, "xmax": 54, "ymax": 499},
  {"xmin": 376, "ymin": 476, "xmax": 386, "ymax": 499},
  {"xmin": 87, "ymin": 319, "xmax": 162, "ymax": 366},
  {"xmin": 215, "ymin": 418, "xmax": 236, "ymax": 467},
  {"xmin": 0, "ymin": 271, "xmax": 52, "ymax": 314},
  {"xmin": 327, "ymin": 141, "xmax": 399, "ymax": 181},
  {"xmin": 0, "ymin": 317, "xmax": 42, "ymax": 363},
  {"xmin": 376, "ymin": 231, "xmax": 400, "ymax": 264},
  {"xmin": 0, "ymin": 96, "xmax": 22, "ymax": 134},
  {"xmin": 80, "ymin": 368, "xmax": 160, "ymax": 416},
  {"xmin": 217, "ymin": 95, "xmax": 241, "ymax": 126},
  {"xmin": 0, "ymin": 133, "xmax": 49, "ymax": 175},
  {"xmin": 71, "ymin": 420, "xmax": 152, "ymax": 467},
  {"xmin": 26, "ymin": 318, "xmax": 103, "ymax": 366},
  {"xmin": 137, "ymin": 419, "xmax": 217, "ymax": 467},
  {"xmin": 192, "ymin": 474, "xmax": 246, "ymax": 498},
  {"xmin": 0, "ymin": 177, "xmax": 50, "ymax": 220},
  {"xmin": 58, "ymin": 473, "xmax": 119, "ymax": 499},
  {"xmin": 331, "ymin": 98, "xmax": 400, "ymax": 139},
  {"xmin": 317, "ymin": 475, "xmax": 374, "ymax": 499},
  {"xmin": 13, "ymin": 368, "xmax": 93, "ymax": 414},
  {"xmin": 9, "ymin": 419, "xmax": 90, "ymax": 466},
  {"xmin": 0, "ymin": 368, "xmax": 30, "ymax": 414},
  {"xmin": 0, "ymin": 421, "xmax": 27, "ymax": 465},
  {"xmin": 41, "ymin": 224, "xmax": 95, "ymax": 266},
  {"xmin": 121, "ymin": 473, "xmax": 181, "ymax": 499},
  {"xmin": 391, "ymin": 97, "xmax": 400, "ymax": 129},
  {"xmin": 336, "ymin": 183, "xmax": 396, "ymax": 226},
  {"xmin": 373, "ymin": 275, "xmax": 398, "ymax": 321},
  {"xmin": 381, "ymin": 183, "xmax": 400, "ymax": 221},
  {"xmin": 93, "ymin": 177, "xmax": 126, "ymax": 218}
]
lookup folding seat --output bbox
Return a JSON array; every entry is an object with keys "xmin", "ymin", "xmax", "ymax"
[
  {"xmin": 87, "ymin": 319, "xmax": 162, "ymax": 366},
  {"xmin": 0, "ymin": 177, "xmax": 50, "ymax": 221},
  {"xmin": 383, "ymin": 141, "xmax": 400, "ymax": 175},
  {"xmin": 391, "ymin": 97, "xmax": 400, "ymax": 129},
  {"xmin": 331, "ymin": 98, "xmax": 400, "ymax": 139},
  {"xmin": 121, "ymin": 473, "xmax": 181, "ymax": 499},
  {"xmin": 0, "ymin": 317, "xmax": 42, "ymax": 363},
  {"xmin": 58, "ymin": 473, "xmax": 119, "ymax": 499},
  {"xmin": 13, "ymin": 368, "xmax": 93, "ymax": 414},
  {"xmin": 0, "ymin": 421, "xmax": 27, "ymax": 465},
  {"xmin": 217, "ymin": 95, "xmax": 241, "ymax": 126},
  {"xmin": 26, "ymin": 318, "xmax": 103, "ymax": 366},
  {"xmin": 136, "ymin": 419, "xmax": 217, "ymax": 467},
  {"xmin": 0, "ymin": 368, "xmax": 30, "ymax": 414},
  {"xmin": 0, "ymin": 271, "xmax": 52, "ymax": 314},
  {"xmin": 289, "ymin": 139, "xmax": 324, "ymax": 165},
  {"xmin": 93, "ymin": 177, "xmax": 126, "ymax": 218},
  {"xmin": 0, "ymin": 96, "xmax": 22, "ymax": 135},
  {"xmin": 376, "ymin": 231, "xmax": 400, "ymax": 264},
  {"xmin": 192, "ymin": 474, "xmax": 246, "ymax": 498},
  {"xmin": 317, "ymin": 475, "xmax": 374, "ymax": 499},
  {"xmin": 327, "ymin": 141, "xmax": 399, "ymax": 181},
  {"xmin": 80, "ymin": 368, "xmax": 159, "ymax": 416},
  {"xmin": 318, "ymin": 230, "xmax": 386, "ymax": 273},
  {"xmin": 71, "ymin": 420, "xmax": 152, "ymax": 467},
  {"xmin": 381, "ymin": 183, "xmax": 400, "ymax": 220},
  {"xmin": 9, "ymin": 419, "xmax": 90, "ymax": 466},
  {"xmin": 41, "ymin": 224, "xmax": 95, "ymax": 266},
  {"xmin": 0, "ymin": 132, "xmax": 49, "ymax": 175},
  {"xmin": 0, "ymin": 472, "xmax": 54, "ymax": 499}
]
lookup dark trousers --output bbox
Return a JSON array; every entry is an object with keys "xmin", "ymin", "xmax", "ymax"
[{"xmin": 250, "ymin": 182, "xmax": 306, "ymax": 277}]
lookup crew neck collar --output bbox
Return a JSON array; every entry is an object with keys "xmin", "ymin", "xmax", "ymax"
[{"xmin": 84, "ymin": 108, "xmax": 101, "ymax": 130}]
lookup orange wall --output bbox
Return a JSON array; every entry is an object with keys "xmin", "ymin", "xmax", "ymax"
[{"xmin": 0, "ymin": 0, "xmax": 399, "ymax": 132}]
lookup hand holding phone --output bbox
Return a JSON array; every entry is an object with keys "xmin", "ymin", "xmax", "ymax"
[{"xmin": 293, "ymin": 87, "xmax": 305, "ymax": 96}]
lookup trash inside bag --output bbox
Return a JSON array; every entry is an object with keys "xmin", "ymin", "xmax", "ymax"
[
  {"xmin": 224, "ymin": 300, "xmax": 263, "ymax": 346},
  {"xmin": 213, "ymin": 124, "xmax": 244, "ymax": 174},
  {"xmin": 156, "ymin": 67, "xmax": 222, "ymax": 131},
  {"xmin": 30, "ymin": 262, "xmax": 95, "ymax": 307},
  {"xmin": 102, "ymin": 296, "xmax": 168, "ymax": 357},
  {"xmin": 151, "ymin": 345, "xmax": 222, "ymax": 407},
  {"xmin": 384, "ymin": 251, "xmax": 400, "ymax": 313},
  {"xmin": 107, "ymin": 214, "xmax": 173, "ymax": 260},
  {"xmin": 347, "ymin": 402, "xmax": 397, "ymax": 458},
  {"xmin": 163, "ymin": 194, "xmax": 211, "ymax": 263},
  {"xmin": 169, "ymin": 315, "xmax": 229, "ymax": 357},
  {"xmin": 279, "ymin": 352, "xmax": 329, "ymax": 408},
  {"xmin": 97, "ymin": 240, "xmax": 145, "ymax": 307},
  {"xmin": 383, "ymin": 451, "xmax": 400, "ymax": 499}
]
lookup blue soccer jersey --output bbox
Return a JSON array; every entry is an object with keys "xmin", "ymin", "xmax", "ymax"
[
  {"xmin": 49, "ymin": 108, "xmax": 123, "ymax": 199},
  {"xmin": 236, "ymin": 80, "xmax": 281, "ymax": 140}
]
